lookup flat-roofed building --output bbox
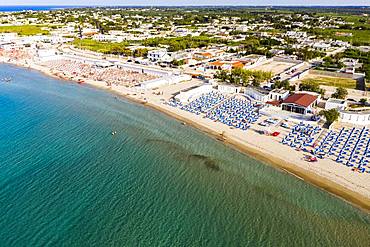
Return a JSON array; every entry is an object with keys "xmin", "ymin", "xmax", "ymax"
[
  {"xmin": 268, "ymin": 88, "xmax": 290, "ymax": 102},
  {"xmin": 325, "ymin": 98, "xmax": 347, "ymax": 111},
  {"xmin": 245, "ymin": 86, "xmax": 270, "ymax": 102}
]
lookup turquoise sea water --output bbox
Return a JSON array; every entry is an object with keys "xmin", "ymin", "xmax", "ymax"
[{"xmin": 0, "ymin": 64, "xmax": 369, "ymax": 246}]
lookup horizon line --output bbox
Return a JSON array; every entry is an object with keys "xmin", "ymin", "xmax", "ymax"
[{"xmin": 0, "ymin": 5, "xmax": 369, "ymax": 7}]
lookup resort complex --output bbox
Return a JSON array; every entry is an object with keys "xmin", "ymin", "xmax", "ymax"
[{"xmin": 1, "ymin": 6, "xmax": 370, "ymax": 211}]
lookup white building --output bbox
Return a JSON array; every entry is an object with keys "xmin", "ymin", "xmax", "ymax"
[
  {"xmin": 236, "ymin": 25, "xmax": 250, "ymax": 32},
  {"xmin": 340, "ymin": 58, "xmax": 358, "ymax": 68},
  {"xmin": 268, "ymin": 89, "xmax": 290, "ymax": 102},
  {"xmin": 313, "ymin": 42, "xmax": 331, "ymax": 51},
  {"xmin": 147, "ymin": 49, "xmax": 171, "ymax": 62},
  {"xmin": 175, "ymin": 85, "xmax": 213, "ymax": 104},
  {"xmin": 325, "ymin": 98, "xmax": 348, "ymax": 111},
  {"xmin": 281, "ymin": 93, "xmax": 319, "ymax": 115},
  {"xmin": 174, "ymin": 28, "xmax": 190, "ymax": 37},
  {"xmin": 217, "ymin": 84, "xmax": 241, "ymax": 94},
  {"xmin": 244, "ymin": 86, "xmax": 270, "ymax": 102},
  {"xmin": 286, "ymin": 31, "xmax": 307, "ymax": 39}
]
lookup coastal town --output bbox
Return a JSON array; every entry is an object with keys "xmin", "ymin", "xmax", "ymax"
[{"xmin": 1, "ymin": 6, "xmax": 370, "ymax": 207}]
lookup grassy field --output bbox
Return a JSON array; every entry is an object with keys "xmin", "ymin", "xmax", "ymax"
[
  {"xmin": 301, "ymin": 76, "xmax": 357, "ymax": 89},
  {"xmin": 312, "ymin": 28, "xmax": 370, "ymax": 46},
  {"xmin": 0, "ymin": 25, "xmax": 49, "ymax": 35},
  {"xmin": 71, "ymin": 39, "xmax": 130, "ymax": 54},
  {"xmin": 319, "ymin": 13, "xmax": 370, "ymax": 30}
]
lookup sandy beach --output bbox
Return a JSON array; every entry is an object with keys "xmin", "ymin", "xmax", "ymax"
[{"xmin": 2, "ymin": 57, "xmax": 370, "ymax": 213}]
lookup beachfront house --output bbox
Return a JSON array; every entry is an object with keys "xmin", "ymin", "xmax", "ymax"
[
  {"xmin": 325, "ymin": 98, "xmax": 348, "ymax": 111},
  {"xmin": 244, "ymin": 86, "xmax": 270, "ymax": 102},
  {"xmin": 268, "ymin": 89, "xmax": 290, "ymax": 102},
  {"xmin": 281, "ymin": 93, "xmax": 318, "ymax": 115}
]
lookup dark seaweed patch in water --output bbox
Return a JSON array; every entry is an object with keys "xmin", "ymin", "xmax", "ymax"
[
  {"xmin": 145, "ymin": 138, "xmax": 188, "ymax": 154},
  {"xmin": 189, "ymin": 154, "xmax": 220, "ymax": 171}
]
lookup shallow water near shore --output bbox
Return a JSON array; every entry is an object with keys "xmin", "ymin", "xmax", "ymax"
[{"xmin": 0, "ymin": 64, "xmax": 369, "ymax": 246}]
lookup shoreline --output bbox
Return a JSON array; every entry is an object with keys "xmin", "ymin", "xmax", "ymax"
[
  {"xmin": 146, "ymin": 101, "xmax": 370, "ymax": 212},
  {"xmin": 2, "ymin": 60, "xmax": 370, "ymax": 213}
]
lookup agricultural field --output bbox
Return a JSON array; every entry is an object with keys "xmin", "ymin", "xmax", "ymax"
[
  {"xmin": 300, "ymin": 74, "xmax": 358, "ymax": 89},
  {"xmin": 0, "ymin": 25, "xmax": 49, "ymax": 35}
]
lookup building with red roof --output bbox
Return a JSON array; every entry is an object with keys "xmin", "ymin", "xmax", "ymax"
[
  {"xmin": 208, "ymin": 60, "xmax": 245, "ymax": 70},
  {"xmin": 281, "ymin": 93, "xmax": 318, "ymax": 114}
]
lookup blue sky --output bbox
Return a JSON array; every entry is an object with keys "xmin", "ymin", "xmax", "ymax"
[{"xmin": 1, "ymin": 0, "xmax": 369, "ymax": 6}]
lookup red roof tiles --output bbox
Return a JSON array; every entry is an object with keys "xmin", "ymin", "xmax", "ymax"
[{"xmin": 282, "ymin": 93, "xmax": 318, "ymax": 108}]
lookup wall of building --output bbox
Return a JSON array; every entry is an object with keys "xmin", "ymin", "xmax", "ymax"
[
  {"xmin": 140, "ymin": 74, "xmax": 191, "ymax": 90},
  {"xmin": 310, "ymin": 69, "xmax": 365, "ymax": 83},
  {"xmin": 244, "ymin": 88, "xmax": 269, "ymax": 102},
  {"xmin": 340, "ymin": 110, "xmax": 370, "ymax": 125},
  {"xmin": 175, "ymin": 85, "xmax": 213, "ymax": 103}
]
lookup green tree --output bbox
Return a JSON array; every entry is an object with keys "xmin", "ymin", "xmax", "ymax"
[
  {"xmin": 299, "ymin": 80, "xmax": 325, "ymax": 95},
  {"xmin": 319, "ymin": 109, "xmax": 340, "ymax": 126},
  {"xmin": 133, "ymin": 48, "xmax": 148, "ymax": 58},
  {"xmin": 331, "ymin": 87, "xmax": 348, "ymax": 99},
  {"xmin": 215, "ymin": 70, "xmax": 229, "ymax": 82},
  {"xmin": 360, "ymin": 98, "xmax": 368, "ymax": 105},
  {"xmin": 171, "ymin": 59, "xmax": 185, "ymax": 67},
  {"xmin": 215, "ymin": 68, "xmax": 272, "ymax": 86},
  {"xmin": 251, "ymin": 80, "xmax": 261, "ymax": 87},
  {"xmin": 272, "ymin": 80, "xmax": 291, "ymax": 90}
]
